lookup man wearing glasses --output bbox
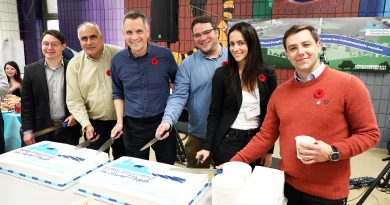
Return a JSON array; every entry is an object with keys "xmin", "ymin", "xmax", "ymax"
[
  {"xmin": 21, "ymin": 30, "xmax": 81, "ymax": 146},
  {"xmin": 156, "ymin": 16, "xmax": 228, "ymax": 168},
  {"xmin": 66, "ymin": 22, "xmax": 125, "ymax": 159}
]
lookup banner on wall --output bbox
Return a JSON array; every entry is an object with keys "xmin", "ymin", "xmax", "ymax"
[{"xmin": 229, "ymin": 18, "xmax": 390, "ymax": 72}]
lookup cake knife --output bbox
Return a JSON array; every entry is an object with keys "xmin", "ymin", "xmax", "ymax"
[
  {"xmin": 33, "ymin": 122, "xmax": 67, "ymax": 138},
  {"xmin": 140, "ymin": 137, "xmax": 159, "ymax": 151},
  {"xmin": 75, "ymin": 139, "xmax": 91, "ymax": 149},
  {"xmin": 97, "ymin": 137, "xmax": 114, "ymax": 153},
  {"xmin": 169, "ymin": 167, "xmax": 221, "ymax": 180},
  {"xmin": 139, "ymin": 129, "xmax": 168, "ymax": 151}
]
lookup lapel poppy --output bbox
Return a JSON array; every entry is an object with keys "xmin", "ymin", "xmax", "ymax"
[
  {"xmin": 258, "ymin": 74, "xmax": 266, "ymax": 82},
  {"xmin": 151, "ymin": 57, "xmax": 158, "ymax": 66},
  {"xmin": 221, "ymin": 61, "xmax": 228, "ymax": 67},
  {"xmin": 106, "ymin": 69, "xmax": 111, "ymax": 76},
  {"xmin": 314, "ymin": 88, "xmax": 325, "ymax": 98}
]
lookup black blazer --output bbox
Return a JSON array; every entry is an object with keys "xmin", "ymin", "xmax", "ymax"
[
  {"xmin": 21, "ymin": 59, "xmax": 73, "ymax": 134},
  {"xmin": 204, "ymin": 66, "xmax": 277, "ymax": 152}
]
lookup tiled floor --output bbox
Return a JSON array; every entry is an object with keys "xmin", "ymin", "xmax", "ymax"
[{"xmin": 347, "ymin": 148, "xmax": 390, "ymax": 205}]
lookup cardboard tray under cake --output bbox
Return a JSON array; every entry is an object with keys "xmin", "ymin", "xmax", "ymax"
[{"xmin": 0, "ymin": 141, "xmax": 109, "ymax": 190}]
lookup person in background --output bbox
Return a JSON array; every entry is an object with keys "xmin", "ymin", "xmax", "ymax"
[
  {"xmin": 21, "ymin": 30, "xmax": 81, "ymax": 146},
  {"xmin": 0, "ymin": 63, "xmax": 9, "ymax": 153},
  {"xmin": 155, "ymin": 16, "xmax": 228, "ymax": 168},
  {"xmin": 196, "ymin": 22, "xmax": 276, "ymax": 167},
  {"xmin": 62, "ymin": 47, "xmax": 77, "ymax": 61},
  {"xmin": 66, "ymin": 22, "xmax": 125, "ymax": 159},
  {"xmin": 4, "ymin": 61, "xmax": 22, "ymax": 97},
  {"xmin": 230, "ymin": 25, "xmax": 380, "ymax": 205},
  {"xmin": 110, "ymin": 11, "xmax": 177, "ymax": 165}
]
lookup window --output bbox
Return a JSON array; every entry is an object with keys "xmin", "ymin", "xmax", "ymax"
[{"xmin": 43, "ymin": 0, "xmax": 59, "ymax": 30}]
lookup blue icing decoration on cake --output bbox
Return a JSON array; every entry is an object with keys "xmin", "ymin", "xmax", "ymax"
[
  {"xmin": 28, "ymin": 143, "xmax": 58, "ymax": 156},
  {"xmin": 112, "ymin": 159, "xmax": 186, "ymax": 183},
  {"xmin": 26, "ymin": 143, "xmax": 86, "ymax": 162},
  {"xmin": 112, "ymin": 159, "xmax": 151, "ymax": 175}
]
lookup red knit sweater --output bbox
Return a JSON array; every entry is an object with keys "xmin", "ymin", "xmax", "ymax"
[{"xmin": 231, "ymin": 67, "xmax": 379, "ymax": 199}]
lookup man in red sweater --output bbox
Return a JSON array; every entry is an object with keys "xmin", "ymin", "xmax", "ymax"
[{"xmin": 231, "ymin": 25, "xmax": 380, "ymax": 205}]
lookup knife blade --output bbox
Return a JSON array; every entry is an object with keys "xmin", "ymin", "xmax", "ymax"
[
  {"xmin": 169, "ymin": 167, "xmax": 221, "ymax": 180},
  {"xmin": 33, "ymin": 122, "xmax": 67, "ymax": 138},
  {"xmin": 97, "ymin": 137, "xmax": 114, "ymax": 153},
  {"xmin": 140, "ymin": 137, "xmax": 159, "ymax": 151},
  {"xmin": 170, "ymin": 167, "xmax": 217, "ymax": 174},
  {"xmin": 75, "ymin": 139, "xmax": 91, "ymax": 150},
  {"xmin": 139, "ymin": 128, "xmax": 169, "ymax": 151}
]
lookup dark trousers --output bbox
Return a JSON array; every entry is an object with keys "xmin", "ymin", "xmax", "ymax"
[
  {"xmin": 123, "ymin": 114, "xmax": 176, "ymax": 165},
  {"xmin": 87, "ymin": 119, "xmax": 126, "ymax": 160},
  {"xmin": 214, "ymin": 128, "xmax": 261, "ymax": 167},
  {"xmin": 36, "ymin": 123, "xmax": 81, "ymax": 146},
  {"xmin": 0, "ymin": 114, "xmax": 4, "ymax": 154},
  {"xmin": 284, "ymin": 183, "xmax": 347, "ymax": 205}
]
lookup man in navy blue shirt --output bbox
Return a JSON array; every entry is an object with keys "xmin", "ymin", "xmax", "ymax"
[{"xmin": 110, "ymin": 11, "xmax": 177, "ymax": 164}]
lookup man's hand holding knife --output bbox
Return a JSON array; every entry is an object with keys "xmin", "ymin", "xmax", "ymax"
[
  {"xmin": 155, "ymin": 122, "xmax": 171, "ymax": 140},
  {"xmin": 85, "ymin": 125, "xmax": 99, "ymax": 142}
]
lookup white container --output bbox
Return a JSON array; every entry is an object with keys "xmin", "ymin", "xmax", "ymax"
[
  {"xmin": 295, "ymin": 135, "xmax": 316, "ymax": 159},
  {"xmin": 212, "ymin": 173, "xmax": 244, "ymax": 205},
  {"xmin": 223, "ymin": 161, "xmax": 252, "ymax": 182}
]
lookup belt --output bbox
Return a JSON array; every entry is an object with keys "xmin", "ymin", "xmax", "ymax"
[
  {"xmin": 52, "ymin": 119, "xmax": 63, "ymax": 126},
  {"xmin": 125, "ymin": 113, "xmax": 164, "ymax": 122},
  {"xmin": 227, "ymin": 128, "xmax": 259, "ymax": 138}
]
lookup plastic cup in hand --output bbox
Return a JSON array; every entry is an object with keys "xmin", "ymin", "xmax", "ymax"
[{"xmin": 295, "ymin": 135, "xmax": 316, "ymax": 159}]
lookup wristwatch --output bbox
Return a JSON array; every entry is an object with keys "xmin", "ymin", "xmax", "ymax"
[{"xmin": 328, "ymin": 146, "xmax": 340, "ymax": 161}]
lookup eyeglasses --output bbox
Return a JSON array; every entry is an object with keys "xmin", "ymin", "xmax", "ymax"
[
  {"xmin": 42, "ymin": 41, "xmax": 63, "ymax": 48},
  {"xmin": 193, "ymin": 28, "xmax": 217, "ymax": 39}
]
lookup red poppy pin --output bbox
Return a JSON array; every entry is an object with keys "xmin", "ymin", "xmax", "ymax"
[
  {"xmin": 221, "ymin": 61, "xmax": 228, "ymax": 67},
  {"xmin": 258, "ymin": 74, "xmax": 266, "ymax": 82},
  {"xmin": 106, "ymin": 69, "xmax": 111, "ymax": 76},
  {"xmin": 151, "ymin": 57, "xmax": 158, "ymax": 66},
  {"xmin": 314, "ymin": 88, "xmax": 325, "ymax": 98}
]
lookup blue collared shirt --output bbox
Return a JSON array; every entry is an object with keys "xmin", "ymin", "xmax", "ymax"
[
  {"xmin": 162, "ymin": 46, "xmax": 228, "ymax": 139},
  {"xmin": 294, "ymin": 63, "xmax": 325, "ymax": 82},
  {"xmin": 111, "ymin": 43, "xmax": 177, "ymax": 118}
]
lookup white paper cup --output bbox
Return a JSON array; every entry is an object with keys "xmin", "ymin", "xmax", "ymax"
[
  {"xmin": 223, "ymin": 161, "xmax": 252, "ymax": 182},
  {"xmin": 295, "ymin": 135, "xmax": 316, "ymax": 159}
]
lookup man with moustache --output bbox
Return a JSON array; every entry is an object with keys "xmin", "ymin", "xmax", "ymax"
[
  {"xmin": 22, "ymin": 30, "xmax": 81, "ymax": 146},
  {"xmin": 66, "ymin": 22, "xmax": 125, "ymax": 159},
  {"xmin": 155, "ymin": 16, "xmax": 228, "ymax": 168}
]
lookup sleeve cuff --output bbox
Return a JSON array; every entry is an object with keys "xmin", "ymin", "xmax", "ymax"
[{"xmin": 80, "ymin": 119, "xmax": 92, "ymax": 130}]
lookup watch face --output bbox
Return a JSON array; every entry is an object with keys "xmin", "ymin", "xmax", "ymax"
[{"xmin": 331, "ymin": 152, "xmax": 340, "ymax": 161}]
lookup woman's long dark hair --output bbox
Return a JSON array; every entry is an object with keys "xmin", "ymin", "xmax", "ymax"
[
  {"xmin": 226, "ymin": 22, "xmax": 264, "ymax": 94},
  {"xmin": 4, "ymin": 61, "xmax": 22, "ymax": 84}
]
